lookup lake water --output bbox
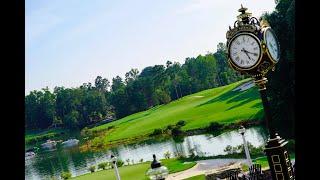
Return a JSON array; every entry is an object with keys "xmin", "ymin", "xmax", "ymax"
[{"xmin": 25, "ymin": 126, "xmax": 268, "ymax": 180}]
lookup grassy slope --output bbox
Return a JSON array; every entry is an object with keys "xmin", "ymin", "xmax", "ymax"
[
  {"xmin": 92, "ymin": 79, "xmax": 263, "ymax": 143},
  {"xmin": 72, "ymin": 159, "xmax": 195, "ymax": 180}
]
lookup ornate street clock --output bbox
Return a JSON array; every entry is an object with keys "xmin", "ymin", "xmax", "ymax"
[
  {"xmin": 225, "ymin": 5, "xmax": 294, "ymax": 180},
  {"xmin": 226, "ymin": 5, "xmax": 280, "ymax": 79}
]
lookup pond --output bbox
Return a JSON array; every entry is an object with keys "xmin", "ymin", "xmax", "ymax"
[{"xmin": 25, "ymin": 126, "xmax": 268, "ymax": 180}]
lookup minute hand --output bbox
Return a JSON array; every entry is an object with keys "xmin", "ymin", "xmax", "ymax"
[{"xmin": 243, "ymin": 49, "xmax": 258, "ymax": 56}]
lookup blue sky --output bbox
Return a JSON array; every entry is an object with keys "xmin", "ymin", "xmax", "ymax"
[{"xmin": 26, "ymin": 0, "xmax": 276, "ymax": 94}]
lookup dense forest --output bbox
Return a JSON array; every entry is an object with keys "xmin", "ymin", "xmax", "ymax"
[
  {"xmin": 26, "ymin": 0, "xmax": 295, "ymax": 139},
  {"xmin": 262, "ymin": 0, "xmax": 295, "ymax": 138},
  {"xmin": 25, "ymin": 43, "xmax": 244, "ymax": 130}
]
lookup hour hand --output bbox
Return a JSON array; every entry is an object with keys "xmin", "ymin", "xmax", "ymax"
[{"xmin": 241, "ymin": 48, "xmax": 251, "ymax": 60}]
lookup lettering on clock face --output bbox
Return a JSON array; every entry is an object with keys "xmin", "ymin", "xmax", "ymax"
[
  {"xmin": 229, "ymin": 34, "xmax": 261, "ymax": 68},
  {"xmin": 265, "ymin": 29, "xmax": 280, "ymax": 61}
]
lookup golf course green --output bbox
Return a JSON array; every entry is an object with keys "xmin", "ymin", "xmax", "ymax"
[{"xmin": 91, "ymin": 78, "xmax": 263, "ymax": 143}]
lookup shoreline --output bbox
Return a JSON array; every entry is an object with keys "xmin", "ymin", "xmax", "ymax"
[{"xmin": 81, "ymin": 119, "xmax": 264, "ymax": 152}]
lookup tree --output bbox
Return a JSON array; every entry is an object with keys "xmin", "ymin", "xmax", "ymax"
[
  {"xmin": 64, "ymin": 110, "xmax": 79, "ymax": 129},
  {"xmin": 261, "ymin": 0, "xmax": 295, "ymax": 138},
  {"xmin": 125, "ymin": 68, "xmax": 139, "ymax": 84},
  {"xmin": 94, "ymin": 76, "xmax": 110, "ymax": 93},
  {"xmin": 111, "ymin": 76, "xmax": 125, "ymax": 92}
]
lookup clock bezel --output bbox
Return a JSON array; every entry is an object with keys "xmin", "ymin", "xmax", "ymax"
[
  {"xmin": 263, "ymin": 27, "xmax": 280, "ymax": 63},
  {"xmin": 228, "ymin": 32, "xmax": 263, "ymax": 71}
]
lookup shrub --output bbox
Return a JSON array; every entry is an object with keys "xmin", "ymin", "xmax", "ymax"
[
  {"xmin": 151, "ymin": 128, "xmax": 163, "ymax": 136},
  {"xmin": 91, "ymin": 137, "xmax": 104, "ymax": 148},
  {"xmin": 140, "ymin": 158, "xmax": 144, "ymax": 163},
  {"xmin": 176, "ymin": 120, "xmax": 186, "ymax": 127},
  {"xmin": 207, "ymin": 122, "xmax": 223, "ymax": 132},
  {"xmin": 98, "ymin": 162, "xmax": 109, "ymax": 170},
  {"xmin": 61, "ymin": 171, "xmax": 71, "ymax": 180},
  {"xmin": 80, "ymin": 127, "xmax": 93, "ymax": 137},
  {"xmin": 164, "ymin": 151, "xmax": 171, "ymax": 159},
  {"xmin": 126, "ymin": 159, "xmax": 130, "ymax": 165},
  {"xmin": 172, "ymin": 126, "xmax": 183, "ymax": 136},
  {"xmin": 167, "ymin": 125, "xmax": 174, "ymax": 130},
  {"xmin": 116, "ymin": 159, "xmax": 124, "ymax": 167},
  {"xmin": 89, "ymin": 166, "xmax": 96, "ymax": 173},
  {"xmin": 174, "ymin": 152, "xmax": 186, "ymax": 159},
  {"xmin": 224, "ymin": 145, "xmax": 234, "ymax": 154},
  {"xmin": 107, "ymin": 125, "xmax": 115, "ymax": 130}
]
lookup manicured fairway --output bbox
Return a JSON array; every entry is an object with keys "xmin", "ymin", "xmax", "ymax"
[{"xmin": 92, "ymin": 79, "xmax": 263, "ymax": 143}]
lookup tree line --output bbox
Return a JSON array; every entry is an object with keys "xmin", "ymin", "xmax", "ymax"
[
  {"xmin": 25, "ymin": 43, "xmax": 244, "ymax": 130},
  {"xmin": 261, "ymin": 0, "xmax": 295, "ymax": 138}
]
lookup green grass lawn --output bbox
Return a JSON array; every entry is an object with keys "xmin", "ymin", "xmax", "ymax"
[
  {"xmin": 92, "ymin": 79, "xmax": 263, "ymax": 143},
  {"xmin": 72, "ymin": 162, "xmax": 150, "ymax": 180},
  {"xmin": 183, "ymin": 174, "xmax": 206, "ymax": 180},
  {"xmin": 72, "ymin": 158, "xmax": 195, "ymax": 180},
  {"xmin": 161, "ymin": 159, "xmax": 196, "ymax": 173}
]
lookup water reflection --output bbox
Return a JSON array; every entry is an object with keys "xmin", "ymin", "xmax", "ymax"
[{"xmin": 25, "ymin": 126, "xmax": 267, "ymax": 180}]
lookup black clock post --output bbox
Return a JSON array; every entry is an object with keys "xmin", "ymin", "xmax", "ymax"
[
  {"xmin": 254, "ymin": 75, "xmax": 294, "ymax": 180},
  {"xmin": 226, "ymin": 5, "xmax": 294, "ymax": 180}
]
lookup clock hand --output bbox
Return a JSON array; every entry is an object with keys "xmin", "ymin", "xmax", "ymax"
[
  {"xmin": 241, "ymin": 48, "xmax": 251, "ymax": 60},
  {"xmin": 242, "ymin": 48, "xmax": 258, "ymax": 56}
]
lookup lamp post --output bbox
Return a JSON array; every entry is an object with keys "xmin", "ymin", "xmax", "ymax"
[
  {"xmin": 239, "ymin": 126, "xmax": 252, "ymax": 167},
  {"xmin": 111, "ymin": 155, "xmax": 121, "ymax": 180},
  {"xmin": 225, "ymin": 5, "xmax": 294, "ymax": 179},
  {"xmin": 146, "ymin": 154, "xmax": 169, "ymax": 180}
]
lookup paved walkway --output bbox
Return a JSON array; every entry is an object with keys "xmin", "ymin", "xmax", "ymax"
[{"xmin": 166, "ymin": 159, "xmax": 246, "ymax": 180}]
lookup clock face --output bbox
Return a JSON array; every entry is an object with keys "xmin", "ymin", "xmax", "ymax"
[
  {"xmin": 264, "ymin": 28, "xmax": 280, "ymax": 62},
  {"xmin": 229, "ymin": 33, "xmax": 261, "ymax": 69}
]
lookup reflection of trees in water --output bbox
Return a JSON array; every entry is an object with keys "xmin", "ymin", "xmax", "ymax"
[
  {"xmin": 173, "ymin": 135, "xmax": 184, "ymax": 143},
  {"xmin": 248, "ymin": 126, "xmax": 268, "ymax": 144},
  {"xmin": 220, "ymin": 130, "xmax": 233, "ymax": 142},
  {"xmin": 65, "ymin": 147, "xmax": 87, "ymax": 169},
  {"xmin": 29, "ymin": 150, "xmax": 69, "ymax": 179},
  {"xmin": 173, "ymin": 141, "xmax": 187, "ymax": 157},
  {"xmin": 189, "ymin": 136, "xmax": 205, "ymax": 157}
]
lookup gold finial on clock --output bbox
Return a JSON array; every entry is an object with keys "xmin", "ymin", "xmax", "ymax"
[{"xmin": 260, "ymin": 19, "xmax": 270, "ymax": 28}]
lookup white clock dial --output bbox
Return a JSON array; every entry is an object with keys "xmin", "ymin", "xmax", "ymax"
[
  {"xmin": 229, "ymin": 33, "xmax": 261, "ymax": 69},
  {"xmin": 264, "ymin": 28, "xmax": 280, "ymax": 62}
]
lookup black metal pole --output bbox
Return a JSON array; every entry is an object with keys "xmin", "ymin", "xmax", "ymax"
[
  {"xmin": 259, "ymin": 88, "xmax": 276, "ymax": 139},
  {"xmin": 255, "ymin": 77, "xmax": 294, "ymax": 180}
]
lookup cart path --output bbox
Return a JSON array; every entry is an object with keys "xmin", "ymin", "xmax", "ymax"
[{"xmin": 166, "ymin": 158, "xmax": 246, "ymax": 180}]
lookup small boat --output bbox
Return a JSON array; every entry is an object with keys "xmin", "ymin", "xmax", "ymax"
[
  {"xmin": 61, "ymin": 139, "xmax": 79, "ymax": 148},
  {"xmin": 25, "ymin": 151, "xmax": 35, "ymax": 160},
  {"xmin": 41, "ymin": 139, "xmax": 57, "ymax": 150}
]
